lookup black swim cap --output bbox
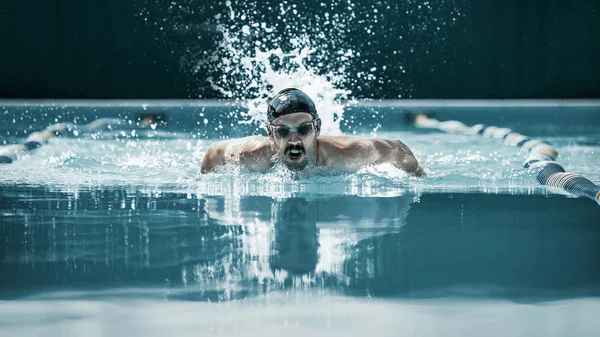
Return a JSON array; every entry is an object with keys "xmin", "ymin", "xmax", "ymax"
[{"xmin": 267, "ymin": 88, "xmax": 318, "ymax": 122}]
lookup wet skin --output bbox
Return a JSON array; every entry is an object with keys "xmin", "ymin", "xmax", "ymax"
[{"xmin": 200, "ymin": 112, "xmax": 425, "ymax": 175}]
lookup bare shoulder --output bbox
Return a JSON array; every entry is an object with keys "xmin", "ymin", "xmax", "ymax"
[
  {"xmin": 208, "ymin": 135, "xmax": 268, "ymax": 149},
  {"xmin": 316, "ymin": 135, "xmax": 424, "ymax": 175},
  {"xmin": 316, "ymin": 136, "xmax": 380, "ymax": 167},
  {"xmin": 201, "ymin": 136, "xmax": 272, "ymax": 173},
  {"xmin": 317, "ymin": 136, "xmax": 410, "ymax": 152},
  {"xmin": 205, "ymin": 135, "xmax": 270, "ymax": 155},
  {"xmin": 236, "ymin": 135, "xmax": 272, "ymax": 157},
  {"xmin": 318, "ymin": 135, "xmax": 369, "ymax": 149}
]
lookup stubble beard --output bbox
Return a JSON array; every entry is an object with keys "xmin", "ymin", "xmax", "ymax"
[{"xmin": 272, "ymin": 142, "xmax": 316, "ymax": 172}]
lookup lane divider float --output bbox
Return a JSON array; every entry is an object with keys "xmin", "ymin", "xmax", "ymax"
[
  {"xmin": 409, "ymin": 113, "xmax": 600, "ymax": 205},
  {"xmin": 0, "ymin": 118, "xmax": 124, "ymax": 164}
]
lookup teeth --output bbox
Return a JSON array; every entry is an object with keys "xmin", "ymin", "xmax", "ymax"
[{"xmin": 290, "ymin": 149, "xmax": 301, "ymax": 154}]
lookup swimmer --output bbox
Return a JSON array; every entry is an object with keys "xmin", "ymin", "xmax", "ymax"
[{"xmin": 200, "ymin": 88, "xmax": 425, "ymax": 175}]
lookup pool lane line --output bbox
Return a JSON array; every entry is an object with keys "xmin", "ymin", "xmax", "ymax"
[
  {"xmin": 0, "ymin": 118, "xmax": 124, "ymax": 164},
  {"xmin": 410, "ymin": 113, "xmax": 600, "ymax": 206}
]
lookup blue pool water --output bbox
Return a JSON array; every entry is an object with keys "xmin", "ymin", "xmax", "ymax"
[{"xmin": 1, "ymin": 102, "xmax": 599, "ymax": 336}]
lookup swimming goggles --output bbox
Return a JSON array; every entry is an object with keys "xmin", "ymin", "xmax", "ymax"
[{"xmin": 269, "ymin": 120, "xmax": 317, "ymax": 138}]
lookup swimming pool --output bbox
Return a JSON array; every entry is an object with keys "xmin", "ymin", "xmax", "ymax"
[{"xmin": 1, "ymin": 100, "xmax": 599, "ymax": 336}]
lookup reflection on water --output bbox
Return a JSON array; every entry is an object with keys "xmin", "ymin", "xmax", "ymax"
[
  {"xmin": 2, "ymin": 184, "xmax": 600, "ymax": 336},
  {"xmin": 0, "ymin": 186, "xmax": 414, "ymax": 300},
  {"xmin": 1, "ymin": 185, "xmax": 599, "ymax": 301},
  {"xmin": 270, "ymin": 198, "xmax": 320, "ymax": 276}
]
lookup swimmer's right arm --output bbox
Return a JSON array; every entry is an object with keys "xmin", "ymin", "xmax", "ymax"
[
  {"xmin": 200, "ymin": 136, "xmax": 273, "ymax": 173},
  {"xmin": 200, "ymin": 142, "xmax": 227, "ymax": 173}
]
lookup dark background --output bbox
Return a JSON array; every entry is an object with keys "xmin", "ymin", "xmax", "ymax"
[{"xmin": 1, "ymin": 0, "xmax": 599, "ymax": 99}]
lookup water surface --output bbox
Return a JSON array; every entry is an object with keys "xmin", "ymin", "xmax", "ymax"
[{"xmin": 1, "ymin": 104, "xmax": 599, "ymax": 336}]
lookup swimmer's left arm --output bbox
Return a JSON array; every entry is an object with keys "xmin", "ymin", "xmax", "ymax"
[
  {"xmin": 376, "ymin": 138, "xmax": 425, "ymax": 176},
  {"xmin": 353, "ymin": 138, "xmax": 425, "ymax": 176}
]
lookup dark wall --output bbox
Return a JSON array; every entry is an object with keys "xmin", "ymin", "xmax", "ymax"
[
  {"xmin": 456, "ymin": 0, "xmax": 600, "ymax": 99},
  {"xmin": 0, "ymin": 1, "xmax": 182, "ymax": 98},
  {"xmin": 1, "ymin": 0, "xmax": 599, "ymax": 99}
]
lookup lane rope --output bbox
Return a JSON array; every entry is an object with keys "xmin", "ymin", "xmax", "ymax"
[
  {"xmin": 410, "ymin": 113, "xmax": 600, "ymax": 206},
  {"xmin": 0, "ymin": 118, "xmax": 124, "ymax": 164}
]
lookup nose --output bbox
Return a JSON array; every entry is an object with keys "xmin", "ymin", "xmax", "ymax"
[{"xmin": 288, "ymin": 132, "xmax": 302, "ymax": 142}]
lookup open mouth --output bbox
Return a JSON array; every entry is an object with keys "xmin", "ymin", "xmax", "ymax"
[{"xmin": 286, "ymin": 147, "xmax": 305, "ymax": 161}]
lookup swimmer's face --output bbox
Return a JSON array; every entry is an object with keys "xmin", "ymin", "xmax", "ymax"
[{"xmin": 267, "ymin": 112, "xmax": 321, "ymax": 171}]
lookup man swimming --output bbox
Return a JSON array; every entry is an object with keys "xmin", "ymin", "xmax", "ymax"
[{"xmin": 200, "ymin": 88, "xmax": 425, "ymax": 175}]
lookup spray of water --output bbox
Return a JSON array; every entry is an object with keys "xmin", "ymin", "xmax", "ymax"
[
  {"xmin": 205, "ymin": 36, "xmax": 351, "ymax": 135},
  {"xmin": 195, "ymin": 0, "xmax": 361, "ymax": 135},
  {"xmin": 137, "ymin": 0, "xmax": 465, "ymax": 133}
]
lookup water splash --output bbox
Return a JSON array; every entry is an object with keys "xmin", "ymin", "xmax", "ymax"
[
  {"xmin": 137, "ymin": 0, "xmax": 466, "ymax": 104},
  {"xmin": 204, "ymin": 36, "xmax": 352, "ymax": 135},
  {"xmin": 196, "ymin": 0, "xmax": 361, "ymax": 135}
]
